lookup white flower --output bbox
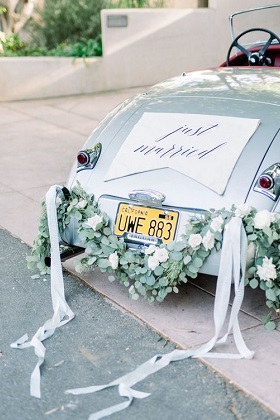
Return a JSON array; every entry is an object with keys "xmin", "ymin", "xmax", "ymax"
[
  {"xmin": 145, "ymin": 244, "xmax": 156, "ymax": 255},
  {"xmin": 253, "ymin": 209, "xmax": 274, "ymax": 229},
  {"xmin": 188, "ymin": 233, "xmax": 202, "ymax": 249},
  {"xmin": 257, "ymin": 256, "xmax": 277, "ymax": 281},
  {"xmin": 202, "ymin": 230, "xmax": 215, "ymax": 251},
  {"xmin": 235, "ymin": 203, "xmax": 252, "ymax": 218},
  {"xmin": 210, "ymin": 215, "xmax": 224, "ymax": 232},
  {"xmin": 154, "ymin": 247, "xmax": 169, "ymax": 263},
  {"xmin": 77, "ymin": 199, "xmax": 87, "ymax": 209},
  {"xmin": 148, "ymin": 256, "xmax": 160, "ymax": 271},
  {"xmin": 109, "ymin": 252, "xmax": 118, "ymax": 269},
  {"xmin": 85, "ymin": 214, "xmax": 103, "ymax": 230}
]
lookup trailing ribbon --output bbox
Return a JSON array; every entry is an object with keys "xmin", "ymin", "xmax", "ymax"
[
  {"xmin": 66, "ymin": 217, "xmax": 254, "ymax": 419},
  {"xmin": 11, "ymin": 184, "xmax": 254, "ymax": 416},
  {"xmin": 11, "ymin": 185, "xmax": 75, "ymax": 398}
]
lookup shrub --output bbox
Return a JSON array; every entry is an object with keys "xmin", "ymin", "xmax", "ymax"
[
  {"xmin": 112, "ymin": 0, "xmax": 165, "ymax": 7},
  {"xmin": 32, "ymin": 0, "xmax": 108, "ymax": 50}
]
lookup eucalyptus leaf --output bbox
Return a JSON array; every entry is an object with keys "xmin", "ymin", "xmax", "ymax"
[
  {"xmin": 157, "ymin": 289, "xmax": 168, "ymax": 300},
  {"xmin": 247, "ymin": 266, "xmax": 256, "ymax": 275},
  {"xmin": 154, "ymin": 265, "xmax": 164, "ymax": 276},
  {"xmin": 103, "ymin": 227, "xmax": 112, "ymax": 236},
  {"xmin": 197, "ymin": 248, "xmax": 209, "ymax": 258},
  {"xmin": 185, "ymin": 270, "xmax": 197, "ymax": 278},
  {"xmin": 98, "ymin": 259, "xmax": 109, "ymax": 269},
  {"xmin": 263, "ymin": 226, "xmax": 272, "ymax": 237},
  {"xmin": 247, "ymin": 233, "xmax": 257, "ymax": 241},
  {"xmin": 214, "ymin": 231, "xmax": 222, "ymax": 241},
  {"xmin": 215, "ymin": 242, "xmax": 221, "ymax": 251},
  {"xmin": 265, "ymin": 321, "xmax": 276, "ymax": 331},
  {"xmin": 87, "ymin": 256, "xmax": 97, "ymax": 265},
  {"xmin": 140, "ymin": 276, "xmax": 147, "ymax": 284},
  {"xmin": 173, "ymin": 241, "xmax": 185, "ymax": 252},
  {"xmin": 146, "ymin": 276, "xmax": 156, "ymax": 286},
  {"xmin": 272, "ymin": 231, "xmax": 279, "ymax": 241},
  {"xmin": 101, "ymin": 236, "xmax": 110, "ymax": 245},
  {"xmin": 167, "ymin": 242, "xmax": 174, "ymax": 251},
  {"xmin": 138, "ymin": 285, "xmax": 147, "ymax": 296},
  {"xmin": 171, "ymin": 251, "xmax": 183, "ymax": 261},
  {"xmin": 183, "ymin": 255, "xmax": 192, "ymax": 265},
  {"xmin": 266, "ymin": 288, "xmax": 277, "ymax": 302},
  {"xmin": 159, "ymin": 278, "xmax": 168, "ymax": 287},
  {"xmin": 193, "ymin": 257, "xmax": 203, "ymax": 268},
  {"xmin": 188, "ymin": 264, "xmax": 198, "ymax": 274},
  {"xmin": 245, "ymin": 225, "xmax": 253, "ymax": 233},
  {"xmin": 179, "ymin": 271, "xmax": 187, "ymax": 280},
  {"xmin": 249, "ymin": 278, "xmax": 259, "ymax": 289}
]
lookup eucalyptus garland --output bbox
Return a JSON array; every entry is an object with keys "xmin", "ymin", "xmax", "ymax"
[{"xmin": 27, "ymin": 183, "xmax": 280, "ymax": 329}]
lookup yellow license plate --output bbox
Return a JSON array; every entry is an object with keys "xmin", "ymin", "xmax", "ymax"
[{"xmin": 114, "ymin": 203, "xmax": 178, "ymax": 244}]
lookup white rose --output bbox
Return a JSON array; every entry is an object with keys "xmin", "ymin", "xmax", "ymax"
[
  {"xmin": 77, "ymin": 199, "xmax": 87, "ymax": 209},
  {"xmin": 109, "ymin": 252, "xmax": 119, "ymax": 269},
  {"xmin": 256, "ymin": 256, "xmax": 277, "ymax": 281},
  {"xmin": 145, "ymin": 244, "xmax": 156, "ymax": 255},
  {"xmin": 148, "ymin": 255, "xmax": 160, "ymax": 271},
  {"xmin": 154, "ymin": 247, "xmax": 169, "ymax": 263},
  {"xmin": 210, "ymin": 215, "xmax": 224, "ymax": 232},
  {"xmin": 253, "ymin": 209, "xmax": 273, "ymax": 230},
  {"xmin": 235, "ymin": 203, "xmax": 252, "ymax": 218},
  {"xmin": 188, "ymin": 233, "xmax": 202, "ymax": 249},
  {"xmin": 202, "ymin": 230, "xmax": 215, "ymax": 251},
  {"xmin": 85, "ymin": 214, "xmax": 103, "ymax": 230}
]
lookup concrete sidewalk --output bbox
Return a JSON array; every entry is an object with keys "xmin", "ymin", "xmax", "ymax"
[{"xmin": 1, "ymin": 88, "xmax": 280, "ymax": 417}]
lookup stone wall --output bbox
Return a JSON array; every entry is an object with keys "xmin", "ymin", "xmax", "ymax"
[{"xmin": 1, "ymin": 0, "xmax": 279, "ymax": 101}]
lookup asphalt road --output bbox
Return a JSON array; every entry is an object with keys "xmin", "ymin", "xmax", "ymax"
[{"xmin": 0, "ymin": 227, "xmax": 277, "ymax": 420}]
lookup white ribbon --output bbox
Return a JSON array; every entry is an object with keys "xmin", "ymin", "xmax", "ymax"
[
  {"xmin": 11, "ymin": 184, "xmax": 254, "ymax": 416},
  {"xmin": 11, "ymin": 185, "xmax": 75, "ymax": 398},
  {"xmin": 66, "ymin": 217, "xmax": 254, "ymax": 419}
]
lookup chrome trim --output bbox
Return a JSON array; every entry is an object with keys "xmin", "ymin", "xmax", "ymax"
[
  {"xmin": 229, "ymin": 4, "xmax": 280, "ymax": 41},
  {"xmin": 128, "ymin": 189, "xmax": 166, "ymax": 206}
]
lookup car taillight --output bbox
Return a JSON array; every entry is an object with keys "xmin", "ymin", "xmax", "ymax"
[
  {"xmin": 254, "ymin": 163, "xmax": 280, "ymax": 200},
  {"xmin": 76, "ymin": 143, "xmax": 102, "ymax": 173},
  {"xmin": 259, "ymin": 175, "xmax": 273, "ymax": 190},
  {"xmin": 77, "ymin": 151, "xmax": 90, "ymax": 165}
]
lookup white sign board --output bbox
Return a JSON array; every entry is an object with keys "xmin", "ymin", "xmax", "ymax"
[{"xmin": 105, "ymin": 113, "xmax": 260, "ymax": 195}]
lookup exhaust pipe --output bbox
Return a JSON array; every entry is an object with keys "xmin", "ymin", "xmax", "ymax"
[{"xmin": 45, "ymin": 246, "xmax": 85, "ymax": 267}]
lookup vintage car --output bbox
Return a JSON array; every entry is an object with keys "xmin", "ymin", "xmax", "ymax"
[{"xmin": 59, "ymin": 4, "xmax": 280, "ymax": 277}]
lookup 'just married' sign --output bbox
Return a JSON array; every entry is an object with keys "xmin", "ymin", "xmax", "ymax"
[{"xmin": 105, "ymin": 113, "xmax": 260, "ymax": 194}]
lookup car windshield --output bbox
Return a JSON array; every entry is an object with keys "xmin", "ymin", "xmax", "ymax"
[{"xmin": 230, "ymin": 4, "xmax": 280, "ymax": 48}]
